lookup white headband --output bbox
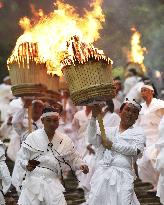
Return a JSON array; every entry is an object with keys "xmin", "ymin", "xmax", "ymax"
[
  {"xmin": 141, "ymin": 85, "xmax": 154, "ymax": 91},
  {"xmin": 125, "ymin": 98, "xmax": 142, "ymax": 111},
  {"xmin": 41, "ymin": 112, "xmax": 59, "ymax": 118},
  {"xmin": 32, "ymin": 100, "xmax": 44, "ymax": 105}
]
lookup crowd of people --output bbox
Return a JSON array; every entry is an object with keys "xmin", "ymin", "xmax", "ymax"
[{"xmin": 0, "ymin": 68, "xmax": 164, "ymax": 205}]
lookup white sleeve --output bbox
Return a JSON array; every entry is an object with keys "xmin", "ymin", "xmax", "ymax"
[
  {"xmin": 0, "ymin": 145, "xmax": 11, "ymax": 194},
  {"xmin": 62, "ymin": 140, "xmax": 84, "ymax": 171},
  {"xmin": 87, "ymin": 117, "xmax": 102, "ymax": 148},
  {"xmin": 12, "ymin": 108, "xmax": 27, "ymax": 136},
  {"xmin": 111, "ymin": 143, "xmax": 137, "ymax": 156},
  {"xmin": 111, "ymin": 133, "xmax": 145, "ymax": 157},
  {"xmin": 18, "ymin": 146, "xmax": 31, "ymax": 170}
]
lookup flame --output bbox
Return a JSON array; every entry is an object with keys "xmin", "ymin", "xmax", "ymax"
[
  {"xmin": 129, "ymin": 27, "xmax": 146, "ymax": 64},
  {"xmin": 7, "ymin": 0, "xmax": 105, "ymax": 76},
  {"xmin": 61, "ymin": 35, "xmax": 112, "ymax": 67}
]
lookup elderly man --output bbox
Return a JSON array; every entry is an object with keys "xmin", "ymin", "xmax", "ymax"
[
  {"xmin": 18, "ymin": 106, "xmax": 89, "ymax": 205},
  {"xmin": 137, "ymin": 84, "xmax": 164, "ymax": 192},
  {"xmin": 86, "ymin": 99, "xmax": 145, "ymax": 205}
]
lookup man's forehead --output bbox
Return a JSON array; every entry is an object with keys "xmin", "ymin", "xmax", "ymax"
[
  {"xmin": 44, "ymin": 115, "xmax": 59, "ymax": 120},
  {"xmin": 124, "ymin": 103, "xmax": 138, "ymax": 110}
]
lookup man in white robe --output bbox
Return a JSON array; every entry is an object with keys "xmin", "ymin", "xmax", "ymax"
[
  {"xmin": 137, "ymin": 84, "xmax": 164, "ymax": 191},
  {"xmin": 11, "ymin": 99, "xmax": 44, "ymax": 192},
  {"xmin": 78, "ymin": 100, "xmax": 120, "ymax": 200},
  {"xmin": 123, "ymin": 69, "xmax": 140, "ymax": 96},
  {"xmin": 0, "ymin": 76, "xmax": 13, "ymax": 122},
  {"xmin": 17, "ymin": 106, "xmax": 89, "ymax": 205},
  {"xmin": 0, "ymin": 140, "xmax": 11, "ymax": 205},
  {"xmin": 86, "ymin": 99, "xmax": 145, "ymax": 205},
  {"xmin": 12, "ymin": 99, "xmax": 44, "ymax": 142}
]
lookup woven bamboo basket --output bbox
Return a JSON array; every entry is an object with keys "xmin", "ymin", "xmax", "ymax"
[
  {"xmin": 41, "ymin": 74, "xmax": 60, "ymax": 102},
  {"xmin": 62, "ymin": 60, "xmax": 116, "ymax": 106},
  {"xmin": 9, "ymin": 61, "xmax": 47, "ymax": 97}
]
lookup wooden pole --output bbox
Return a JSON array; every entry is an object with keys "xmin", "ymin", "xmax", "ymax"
[
  {"xmin": 97, "ymin": 114, "xmax": 107, "ymax": 145},
  {"xmin": 28, "ymin": 105, "xmax": 32, "ymax": 133}
]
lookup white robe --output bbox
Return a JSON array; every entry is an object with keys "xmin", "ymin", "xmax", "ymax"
[
  {"xmin": 137, "ymin": 98, "xmax": 164, "ymax": 187},
  {"xmin": 0, "ymin": 141, "xmax": 11, "ymax": 205},
  {"xmin": 72, "ymin": 109, "xmax": 92, "ymax": 155},
  {"xmin": 12, "ymin": 108, "xmax": 43, "ymax": 191},
  {"xmin": 156, "ymin": 117, "xmax": 164, "ymax": 204},
  {"xmin": 78, "ymin": 113, "xmax": 120, "ymax": 197},
  {"xmin": 86, "ymin": 119, "xmax": 145, "ymax": 205},
  {"xmin": 6, "ymin": 98, "xmax": 24, "ymax": 161},
  {"xmin": 0, "ymin": 83, "xmax": 13, "ymax": 122},
  {"xmin": 123, "ymin": 76, "xmax": 139, "ymax": 96},
  {"xmin": 18, "ymin": 128, "xmax": 84, "ymax": 205}
]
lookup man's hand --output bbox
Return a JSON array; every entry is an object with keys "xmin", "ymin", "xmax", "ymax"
[
  {"xmin": 26, "ymin": 160, "xmax": 40, "ymax": 171},
  {"xmin": 80, "ymin": 165, "xmax": 89, "ymax": 174},
  {"xmin": 92, "ymin": 104, "xmax": 102, "ymax": 118},
  {"xmin": 26, "ymin": 163, "xmax": 36, "ymax": 172},
  {"xmin": 102, "ymin": 139, "xmax": 113, "ymax": 150}
]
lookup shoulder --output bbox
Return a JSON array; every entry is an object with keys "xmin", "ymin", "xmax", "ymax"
[
  {"xmin": 55, "ymin": 131, "xmax": 75, "ymax": 155},
  {"xmin": 23, "ymin": 129, "xmax": 45, "ymax": 152},
  {"xmin": 56, "ymin": 130, "xmax": 73, "ymax": 147},
  {"xmin": 131, "ymin": 126, "xmax": 145, "ymax": 143}
]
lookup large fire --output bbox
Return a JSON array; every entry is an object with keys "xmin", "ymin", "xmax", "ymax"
[
  {"xmin": 7, "ymin": 0, "xmax": 105, "ymax": 76},
  {"xmin": 130, "ymin": 27, "xmax": 146, "ymax": 64}
]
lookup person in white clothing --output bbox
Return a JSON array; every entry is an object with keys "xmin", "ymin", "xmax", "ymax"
[
  {"xmin": 78, "ymin": 100, "xmax": 120, "ymax": 200},
  {"xmin": 123, "ymin": 68, "xmax": 139, "ymax": 96},
  {"xmin": 11, "ymin": 99, "xmax": 44, "ymax": 192},
  {"xmin": 0, "ymin": 140, "xmax": 11, "ymax": 205},
  {"xmin": 86, "ymin": 99, "xmax": 145, "ymax": 205},
  {"xmin": 155, "ymin": 116, "xmax": 164, "ymax": 204},
  {"xmin": 12, "ymin": 99, "xmax": 44, "ymax": 142},
  {"xmin": 17, "ymin": 106, "xmax": 89, "ymax": 205},
  {"xmin": 137, "ymin": 84, "xmax": 164, "ymax": 192}
]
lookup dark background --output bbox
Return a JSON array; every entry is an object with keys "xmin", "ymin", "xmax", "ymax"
[{"xmin": 0, "ymin": 0, "xmax": 164, "ymax": 82}]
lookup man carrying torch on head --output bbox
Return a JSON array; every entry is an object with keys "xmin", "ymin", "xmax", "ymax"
[
  {"xmin": 17, "ymin": 106, "xmax": 89, "ymax": 205},
  {"xmin": 86, "ymin": 99, "xmax": 145, "ymax": 205}
]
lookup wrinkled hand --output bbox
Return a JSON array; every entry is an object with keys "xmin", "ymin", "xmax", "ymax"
[
  {"xmin": 92, "ymin": 104, "xmax": 102, "ymax": 118},
  {"xmin": 26, "ymin": 159, "xmax": 40, "ymax": 171},
  {"xmin": 26, "ymin": 163, "xmax": 36, "ymax": 172},
  {"xmin": 80, "ymin": 165, "xmax": 89, "ymax": 174},
  {"xmin": 87, "ymin": 144, "xmax": 95, "ymax": 155},
  {"xmin": 102, "ymin": 138, "xmax": 113, "ymax": 150}
]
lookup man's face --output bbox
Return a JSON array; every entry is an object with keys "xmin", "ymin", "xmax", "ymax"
[
  {"xmin": 42, "ymin": 115, "xmax": 59, "ymax": 133},
  {"xmin": 141, "ymin": 87, "xmax": 153, "ymax": 100},
  {"xmin": 120, "ymin": 103, "xmax": 139, "ymax": 127}
]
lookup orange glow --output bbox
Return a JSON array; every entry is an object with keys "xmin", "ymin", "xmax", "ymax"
[
  {"xmin": 7, "ymin": 0, "xmax": 105, "ymax": 76},
  {"xmin": 129, "ymin": 27, "xmax": 146, "ymax": 65}
]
